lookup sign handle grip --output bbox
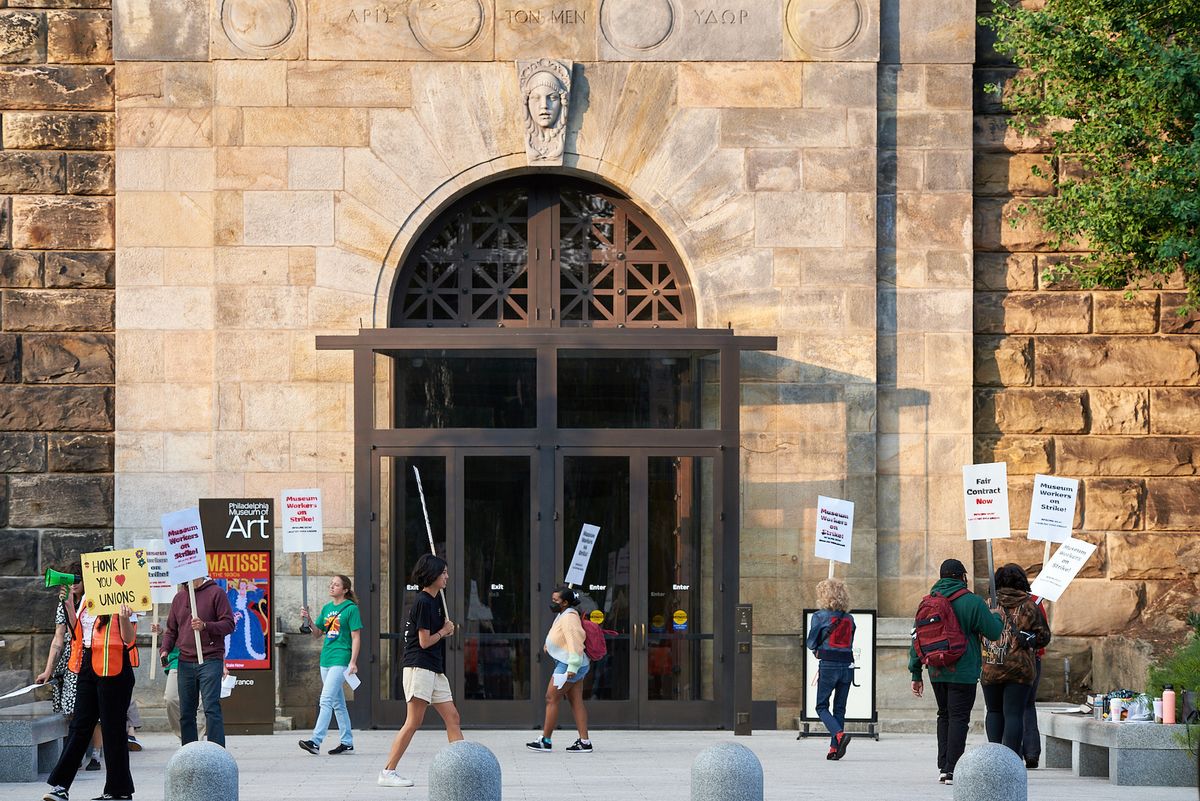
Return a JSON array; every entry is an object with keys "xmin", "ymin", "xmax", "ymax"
[
  {"xmin": 827, "ymin": 560, "xmax": 835, "ymax": 580},
  {"xmin": 150, "ymin": 604, "xmax": 158, "ymax": 679},
  {"xmin": 188, "ymin": 582, "xmax": 205, "ymax": 666}
]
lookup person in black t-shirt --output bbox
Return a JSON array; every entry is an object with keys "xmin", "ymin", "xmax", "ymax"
[{"xmin": 377, "ymin": 555, "xmax": 463, "ymax": 788}]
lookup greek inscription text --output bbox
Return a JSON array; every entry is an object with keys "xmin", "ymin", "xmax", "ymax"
[
  {"xmin": 504, "ymin": 8, "xmax": 587, "ymax": 25},
  {"xmin": 694, "ymin": 9, "xmax": 749, "ymax": 24}
]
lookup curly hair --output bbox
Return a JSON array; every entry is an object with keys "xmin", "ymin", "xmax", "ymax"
[
  {"xmin": 994, "ymin": 563, "xmax": 1031, "ymax": 592},
  {"xmin": 816, "ymin": 579, "xmax": 849, "ymax": 612}
]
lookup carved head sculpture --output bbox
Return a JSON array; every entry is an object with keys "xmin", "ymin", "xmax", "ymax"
[{"xmin": 519, "ymin": 59, "xmax": 572, "ymax": 165}]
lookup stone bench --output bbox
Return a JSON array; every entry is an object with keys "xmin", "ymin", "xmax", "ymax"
[
  {"xmin": 0, "ymin": 700, "xmax": 68, "ymax": 782},
  {"xmin": 1037, "ymin": 708, "xmax": 1198, "ymax": 786}
]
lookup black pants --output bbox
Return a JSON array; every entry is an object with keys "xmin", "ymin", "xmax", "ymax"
[
  {"xmin": 932, "ymin": 681, "xmax": 977, "ymax": 775},
  {"xmin": 1022, "ymin": 657, "xmax": 1042, "ymax": 758},
  {"xmin": 48, "ymin": 654, "xmax": 135, "ymax": 796},
  {"xmin": 983, "ymin": 681, "xmax": 1030, "ymax": 754}
]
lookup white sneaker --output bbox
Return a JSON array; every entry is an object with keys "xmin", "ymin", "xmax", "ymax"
[{"xmin": 377, "ymin": 769, "xmax": 414, "ymax": 788}]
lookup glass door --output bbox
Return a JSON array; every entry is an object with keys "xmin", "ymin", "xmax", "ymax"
[
  {"xmin": 550, "ymin": 450, "xmax": 721, "ymax": 728},
  {"xmin": 454, "ymin": 451, "xmax": 537, "ymax": 725},
  {"xmin": 550, "ymin": 452, "xmax": 639, "ymax": 726},
  {"xmin": 373, "ymin": 451, "xmax": 453, "ymax": 727}
]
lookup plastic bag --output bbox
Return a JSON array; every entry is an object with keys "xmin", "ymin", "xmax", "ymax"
[{"xmin": 1125, "ymin": 695, "xmax": 1153, "ymax": 722}]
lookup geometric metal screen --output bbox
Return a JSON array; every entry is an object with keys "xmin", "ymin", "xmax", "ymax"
[{"xmin": 393, "ymin": 178, "xmax": 693, "ymax": 328}]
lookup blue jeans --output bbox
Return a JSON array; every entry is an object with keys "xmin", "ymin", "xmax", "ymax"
[
  {"xmin": 311, "ymin": 665, "xmax": 353, "ymax": 747},
  {"xmin": 553, "ymin": 659, "xmax": 590, "ymax": 684},
  {"xmin": 177, "ymin": 658, "xmax": 225, "ymax": 746},
  {"xmin": 815, "ymin": 663, "xmax": 853, "ymax": 747}
]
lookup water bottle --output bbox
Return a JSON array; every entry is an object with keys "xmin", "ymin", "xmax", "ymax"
[{"xmin": 1163, "ymin": 685, "xmax": 1176, "ymax": 725}]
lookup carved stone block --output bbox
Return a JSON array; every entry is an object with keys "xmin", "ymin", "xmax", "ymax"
[
  {"xmin": 47, "ymin": 10, "xmax": 113, "ymax": 64},
  {"xmin": 0, "ymin": 151, "xmax": 65, "ymax": 195},
  {"xmin": 2, "ymin": 111, "xmax": 114, "ymax": 150},
  {"xmin": 113, "ymin": 0, "xmax": 209, "ymax": 61},
  {"xmin": 0, "ymin": 11, "xmax": 48, "ymax": 64},
  {"xmin": 309, "ymin": 0, "xmax": 494, "ymax": 61},
  {"xmin": 212, "ymin": 0, "xmax": 306, "ymax": 60},
  {"xmin": 598, "ymin": 0, "xmax": 782, "ymax": 61}
]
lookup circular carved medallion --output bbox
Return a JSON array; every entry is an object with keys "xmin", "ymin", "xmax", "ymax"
[
  {"xmin": 408, "ymin": 0, "xmax": 487, "ymax": 54},
  {"xmin": 600, "ymin": 0, "xmax": 675, "ymax": 53},
  {"xmin": 786, "ymin": 0, "xmax": 867, "ymax": 56},
  {"xmin": 221, "ymin": 0, "xmax": 298, "ymax": 53}
]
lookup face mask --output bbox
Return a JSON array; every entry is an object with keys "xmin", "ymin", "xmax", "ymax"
[{"xmin": 549, "ymin": 601, "xmax": 563, "ymax": 613}]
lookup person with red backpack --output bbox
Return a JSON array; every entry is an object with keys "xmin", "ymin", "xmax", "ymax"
[
  {"xmin": 908, "ymin": 558, "xmax": 1003, "ymax": 785},
  {"xmin": 526, "ymin": 585, "xmax": 593, "ymax": 754},
  {"xmin": 806, "ymin": 579, "xmax": 856, "ymax": 760}
]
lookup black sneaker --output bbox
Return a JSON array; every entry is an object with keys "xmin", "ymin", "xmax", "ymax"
[
  {"xmin": 525, "ymin": 737, "xmax": 552, "ymax": 752},
  {"xmin": 91, "ymin": 795, "xmax": 133, "ymax": 800},
  {"xmin": 1025, "ymin": 756, "xmax": 1038, "ymax": 769},
  {"xmin": 298, "ymin": 739, "xmax": 320, "ymax": 755},
  {"xmin": 85, "ymin": 758, "xmax": 101, "ymax": 771},
  {"xmin": 832, "ymin": 731, "xmax": 850, "ymax": 760},
  {"xmin": 943, "ymin": 773, "xmax": 953, "ymax": 785},
  {"xmin": 43, "ymin": 788, "xmax": 68, "ymax": 801},
  {"xmin": 565, "ymin": 739, "xmax": 593, "ymax": 754},
  {"xmin": 328, "ymin": 744, "xmax": 353, "ymax": 755}
]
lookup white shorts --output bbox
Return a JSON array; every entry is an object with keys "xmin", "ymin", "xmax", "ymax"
[{"xmin": 402, "ymin": 667, "xmax": 453, "ymax": 704}]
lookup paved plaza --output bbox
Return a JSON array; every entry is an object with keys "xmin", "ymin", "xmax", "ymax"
[{"xmin": 2, "ymin": 729, "xmax": 1192, "ymax": 801}]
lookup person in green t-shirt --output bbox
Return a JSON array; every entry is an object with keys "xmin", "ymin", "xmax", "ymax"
[{"xmin": 297, "ymin": 574, "xmax": 362, "ymax": 755}]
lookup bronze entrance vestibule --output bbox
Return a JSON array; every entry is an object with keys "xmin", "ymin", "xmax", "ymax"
[{"xmin": 317, "ymin": 177, "xmax": 775, "ymax": 730}]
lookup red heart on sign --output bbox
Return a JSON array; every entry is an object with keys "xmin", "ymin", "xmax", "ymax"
[{"xmin": 115, "ymin": 575, "xmax": 126, "ymax": 586}]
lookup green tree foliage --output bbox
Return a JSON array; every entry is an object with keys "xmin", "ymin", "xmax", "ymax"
[{"xmin": 983, "ymin": 1, "xmax": 1200, "ymax": 308}]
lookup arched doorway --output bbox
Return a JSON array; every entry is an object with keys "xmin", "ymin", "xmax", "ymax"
[{"xmin": 318, "ymin": 175, "xmax": 774, "ymax": 729}]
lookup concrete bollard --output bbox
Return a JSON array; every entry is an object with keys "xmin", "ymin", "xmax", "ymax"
[
  {"xmin": 165, "ymin": 741, "xmax": 238, "ymax": 801},
  {"xmin": 953, "ymin": 743, "xmax": 1026, "ymax": 801},
  {"xmin": 692, "ymin": 741, "xmax": 763, "ymax": 801},
  {"xmin": 428, "ymin": 740, "xmax": 501, "ymax": 801}
]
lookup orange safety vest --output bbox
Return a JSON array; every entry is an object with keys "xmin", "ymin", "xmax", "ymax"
[{"xmin": 68, "ymin": 603, "xmax": 140, "ymax": 677}]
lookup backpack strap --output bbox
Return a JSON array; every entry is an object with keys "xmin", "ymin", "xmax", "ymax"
[{"xmin": 944, "ymin": 588, "xmax": 970, "ymax": 603}]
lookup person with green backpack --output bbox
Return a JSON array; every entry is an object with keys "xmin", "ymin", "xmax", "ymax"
[{"xmin": 908, "ymin": 559, "xmax": 1003, "ymax": 785}]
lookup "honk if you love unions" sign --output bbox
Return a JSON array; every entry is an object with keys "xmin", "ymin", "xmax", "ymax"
[{"xmin": 81, "ymin": 548, "xmax": 152, "ymax": 615}]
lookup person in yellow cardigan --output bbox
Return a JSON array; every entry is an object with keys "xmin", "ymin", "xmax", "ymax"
[{"xmin": 526, "ymin": 585, "xmax": 592, "ymax": 754}]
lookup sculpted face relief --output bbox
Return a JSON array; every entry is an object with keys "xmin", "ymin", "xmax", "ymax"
[{"xmin": 518, "ymin": 58, "xmax": 573, "ymax": 165}]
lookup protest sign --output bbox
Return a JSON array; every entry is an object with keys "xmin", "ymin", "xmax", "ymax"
[
  {"xmin": 161, "ymin": 507, "xmax": 208, "ymax": 584},
  {"xmin": 564, "ymin": 524, "xmax": 600, "ymax": 586},
  {"xmin": 80, "ymin": 548, "xmax": 152, "ymax": 615},
  {"xmin": 282, "ymin": 489, "xmax": 323, "ymax": 553},
  {"xmin": 962, "ymin": 462, "xmax": 1011, "ymax": 540},
  {"xmin": 1027, "ymin": 474, "xmax": 1079, "ymax": 543},
  {"xmin": 1030, "ymin": 538, "xmax": 1098, "ymax": 602},
  {"xmin": 139, "ymin": 539, "xmax": 175, "ymax": 605},
  {"xmin": 815, "ymin": 496, "xmax": 855, "ymax": 565}
]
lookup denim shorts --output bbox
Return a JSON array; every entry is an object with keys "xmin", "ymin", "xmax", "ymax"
[{"xmin": 553, "ymin": 659, "xmax": 590, "ymax": 683}]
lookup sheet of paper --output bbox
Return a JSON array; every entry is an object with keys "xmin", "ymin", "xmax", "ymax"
[
  {"xmin": 552, "ymin": 672, "xmax": 568, "ymax": 689},
  {"xmin": 0, "ymin": 683, "xmax": 39, "ymax": 700},
  {"xmin": 345, "ymin": 672, "xmax": 361, "ymax": 690},
  {"xmin": 220, "ymin": 674, "xmax": 236, "ymax": 699}
]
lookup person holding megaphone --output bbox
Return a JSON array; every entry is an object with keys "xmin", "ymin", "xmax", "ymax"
[
  {"xmin": 36, "ymin": 570, "xmax": 104, "ymax": 771},
  {"xmin": 43, "ymin": 563, "xmax": 141, "ymax": 801}
]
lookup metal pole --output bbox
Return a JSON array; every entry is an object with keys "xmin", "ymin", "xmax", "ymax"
[
  {"xmin": 413, "ymin": 466, "xmax": 450, "ymax": 618},
  {"xmin": 827, "ymin": 560, "xmax": 835, "ymax": 580}
]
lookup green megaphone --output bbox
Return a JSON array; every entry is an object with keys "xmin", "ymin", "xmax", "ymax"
[{"xmin": 45, "ymin": 568, "xmax": 82, "ymax": 588}]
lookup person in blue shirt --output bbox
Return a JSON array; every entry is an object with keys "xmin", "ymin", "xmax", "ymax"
[{"xmin": 806, "ymin": 579, "xmax": 855, "ymax": 760}]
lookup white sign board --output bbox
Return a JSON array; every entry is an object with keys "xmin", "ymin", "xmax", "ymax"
[
  {"xmin": 281, "ymin": 488, "xmax": 324, "ymax": 553},
  {"xmin": 803, "ymin": 610, "xmax": 876, "ymax": 723},
  {"xmin": 814, "ymin": 496, "xmax": 855, "ymax": 564},
  {"xmin": 1027, "ymin": 474, "xmax": 1079, "ymax": 543},
  {"xmin": 1030, "ymin": 538, "xmax": 1097, "ymax": 602},
  {"xmin": 139, "ymin": 539, "xmax": 175, "ymax": 604},
  {"xmin": 564, "ymin": 524, "xmax": 600, "ymax": 586},
  {"xmin": 160, "ymin": 507, "xmax": 208, "ymax": 584},
  {"xmin": 963, "ymin": 462, "xmax": 1011, "ymax": 540}
]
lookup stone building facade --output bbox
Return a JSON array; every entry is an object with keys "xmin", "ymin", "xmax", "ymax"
[{"xmin": 0, "ymin": 0, "xmax": 1193, "ymax": 729}]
